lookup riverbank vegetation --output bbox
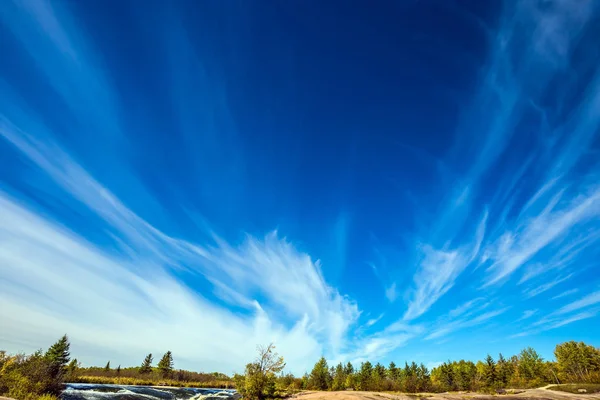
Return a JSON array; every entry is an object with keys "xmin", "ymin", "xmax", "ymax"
[
  {"xmin": 1, "ymin": 335, "xmax": 599, "ymax": 400},
  {"xmin": 0, "ymin": 335, "xmax": 74, "ymax": 400}
]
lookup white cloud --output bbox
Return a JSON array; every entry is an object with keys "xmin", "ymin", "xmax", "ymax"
[
  {"xmin": 518, "ymin": 310, "xmax": 537, "ymax": 321},
  {"xmin": 385, "ymin": 283, "xmax": 397, "ymax": 303},
  {"xmin": 366, "ymin": 314, "xmax": 384, "ymax": 327},
  {"xmin": 552, "ymin": 288, "xmax": 579, "ymax": 300},
  {"xmin": 557, "ymin": 290, "xmax": 600, "ymax": 315},
  {"xmin": 448, "ymin": 298, "xmax": 484, "ymax": 318},
  {"xmin": 547, "ymin": 311, "xmax": 597, "ymax": 329},
  {"xmin": 425, "ymin": 307, "xmax": 508, "ymax": 341},
  {"xmin": 523, "ymin": 274, "xmax": 573, "ymax": 298},
  {"xmin": 0, "ymin": 117, "xmax": 364, "ymax": 373},
  {"xmin": 0, "ymin": 192, "xmax": 336, "ymax": 374},
  {"xmin": 338, "ymin": 323, "xmax": 423, "ymax": 366}
]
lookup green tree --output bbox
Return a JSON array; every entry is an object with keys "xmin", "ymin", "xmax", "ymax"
[
  {"xmin": 497, "ymin": 353, "xmax": 512, "ymax": 386},
  {"xmin": 555, "ymin": 341, "xmax": 600, "ymax": 383},
  {"xmin": 236, "ymin": 344, "xmax": 286, "ymax": 400},
  {"xmin": 517, "ymin": 347, "xmax": 544, "ymax": 383},
  {"xmin": 331, "ymin": 363, "xmax": 345, "ymax": 391},
  {"xmin": 388, "ymin": 361, "xmax": 400, "ymax": 382},
  {"xmin": 116, "ymin": 365, "xmax": 121, "ymax": 376},
  {"xmin": 358, "ymin": 361, "xmax": 373, "ymax": 391},
  {"xmin": 45, "ymin": 335, "xmax": 70, "ymax": 373},
  {"xmin": 344, "ymin": 362, "xmax": 354, "ymax": 376},
  {"xmin": 416, "ymin": 363, "xmax": 430, "ymax": 391},
  {"xmin": 66, "ymin": 358, "xmax": 79, "ymax": 381},
  {"xmin": 432, "ymin": 362, "xmax": 455, "ymax": 392},
  {"xmin": 104, "ymin": 361, "xmax": 111, "ymax": 371},
  {"xmin": 403, "ymin": 362, "xmax": 419, "ymax": 393},
  {"xmin": 483, "ymin": 354, "xmax": 496, "ymax": 388},
  {"xmin": 309, "ymin": 357, "xmax": 330, "ymax": 390},
  {"xmin": 370, "ymin": 363, "xmax": 386, "ymax": 391},
  {"xmin": 158, "ymin": 351, "xmax": 174, "ymax": 378},
  {"xmin": 139, "ymin": 353, "xmax": 153, "ymax": 374}
]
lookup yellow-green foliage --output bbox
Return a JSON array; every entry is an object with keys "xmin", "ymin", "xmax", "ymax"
[
  {"xmin": 235, "ymin": 344, "xmax": 286, "ymax": 400},
  {"xmin": 0, "ymin": 336, "xmax": 75, "ymax": 400},
  {"xmin": 73, "ymin": 375, "xmax": 233, "ymax": 388},
  {"xmin": 38, "ymin": 394, "xmax": 60, "ymax": 400}
]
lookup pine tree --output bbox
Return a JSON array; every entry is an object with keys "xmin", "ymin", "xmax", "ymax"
[
  {"xmin": 497, "ymin": 353, "xmax": 511, "ymax": 386},
  {"xmin": 358, "ymin": 361, "xmax": 373, "ymax": 391},
  {"xmin": 344, "ymin": 362, "xmax": 354, "ymax": 376},
  {"xmin": 158, "ymin": 351, "xmax": 174, "ymax": 378},
  {"xmin": 483, "ymin": 354, "xmax": 497, "ymax": 388},
  {"xmin": 46, "ymin": 335, "xmax": 71, "ymax": 367},
  {"xmin": 331, "ymin": 363, "xmax": 346, "ymax": 390},
  {"xmin": 117, "ymin": 365, "xmax": 121, "ymax": 376},
  {"xmin": 45, "ymin": 334, "xmax": 71, "ymax": 376},
  {"xmin": 309, "ymin": 357, "xmax": 330, "ymax": 390},
  {"xmin": 67, "ymin": 359, "xmax": 79, "ymax": 373},
  {"xmin": 140, "ymin": 353, "xmax": 153, "ymax": 374},
  {"xmin": 417, "ymin": 363, "xmax": 430, "ymax": 391},
  {"xmin": 105, "ymin": 361, "xmax": 111, "ymax": 371},
  {"xmin": 388, "ymin": 361, "xmax": 400, "ymax": 381}
]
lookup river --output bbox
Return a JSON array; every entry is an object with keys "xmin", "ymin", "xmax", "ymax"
[{"xmin": 61, "ymin": 383, "xmax": 238, "ymax": 400}]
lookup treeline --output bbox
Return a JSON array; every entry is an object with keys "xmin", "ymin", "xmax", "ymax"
[
  {"xmin": 73, "ymin": 350, "xmax": 232, "ymax": 388},
  {"xmin": 234, "ymin": 340, "xmax": 600, "ymax": 399},
  {"xmin": 73, "ymin": 350, "xmax": 231, "ymax": 387},
  {"xmin": 289, "ymin": 341, "xmax": 600, "ymax": 394}
]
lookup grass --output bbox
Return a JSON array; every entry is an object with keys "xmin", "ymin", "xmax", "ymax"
[
  {"xmin": 72, "ymin": 375, "xmax": 234, "ymax": 389},
  {"xmin": 547, "ymin": 383, "xmax": 600, "ymax": 394}
]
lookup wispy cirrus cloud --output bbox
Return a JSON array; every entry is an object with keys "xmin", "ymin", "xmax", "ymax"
[
  {"xmin": 518, "ymin": 310, "xmax": 537, "ymax": 321},
  {"xmin": 425, "ymin": 307, "xmax": 509, "ymax": 341},
  {"xmin": 0, "ymin": 115, "xmax": 362, "ymax": 372},
  {"xmin": 556, "ymin": 290, "xmax": 600, "ymax": 315},
  {"xmin": 552, "ymin": 288, "xmax": 579, "ymax": 300},
  {"xmin": 399, "ymin": 0, "xmax": 600, "ymax": 332},
  {"xmin": 512, "ymin": 290, "xmax": 600, "ymax": 338}
]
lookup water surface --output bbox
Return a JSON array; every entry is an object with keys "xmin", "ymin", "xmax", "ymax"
[{"xmin": 62, "ymin": 383, "xmax": 237, "ymax": 400}]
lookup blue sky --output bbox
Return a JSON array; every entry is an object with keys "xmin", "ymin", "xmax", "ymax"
[{"xmin": 1, "ymin": 0, "xmax": 600, "ymax": 375}]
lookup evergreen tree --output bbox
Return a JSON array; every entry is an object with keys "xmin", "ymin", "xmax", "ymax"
[
  {"xmin": 358, "ymin": 361, "xmax": 373, "ymax": 391},
  {"xmin": 45, "ymin": 334, "xmax": 71, "ymax": 378},
  {"xmin": 309, "ymin": 357, "xmax": 330, "ymax": 390},
  {"xmin": 45, "ymin": 335, "xmax": 71, "ymax": 369},
  {"xmin": 158, "ymin": 351, "xmax": 174, "ymax": 378},
  {"xmin": 140, "ymin": 353, "xmax": 153, "ymax": 374},
  {"xmin": 388, "ymin": 361, "xmax": 400, "ymax": 381},
  {"xmin": 403, "ymin": 362, "xmax": 419, "ymax": 392},
  {"xmin": 483, "ymin": 354, "xmax": 496, "ymax": 388},
  {"xmin": 373, "ymin": 363, "xmax": 386, "ymax": 379},
  {"xmin": 344, "ymin": 362, "xmax": 354, "ymax": 376},
  {"xmin": 117, "ymin": 365, "xmax": 121, "ymax": 376},
  {"xmin": 331, "ymin": 363, "xmax": 346, "ymax": 390},
  {"xmin": 497, "ymin": 353, "xmax": 511, "ymax": 386},
  {"xmin": 438, "ymin": 362, "xmax": 455, "ymax": 391},
  {"xmin": 417, "ymin": 363, "xmax": 430, "ymax": 391},
  {"xmin": 105, "ymin": 361, "xmax": 111, "ymax": 371},
  {"xmin": 67, "ymin": 359, "xmax": 78, "ymax": 371}
]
